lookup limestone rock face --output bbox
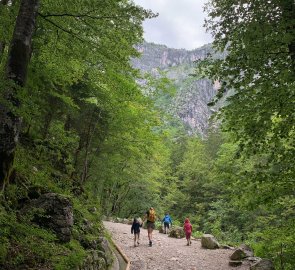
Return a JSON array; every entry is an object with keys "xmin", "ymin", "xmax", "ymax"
[
  {"xmin": 22, "ymin": 193, "xmax": 73, "ymax": 243},
  {"xmin": 132, "ymin": 42, "xmax": 224, "ymax": 136},
  {"xmin": 201, "ymin": 234, "xmax": 220, "ymax": 249},
  {"xmin": 77, "ymin": 250, "xmax": 107, "ymax": 270}
]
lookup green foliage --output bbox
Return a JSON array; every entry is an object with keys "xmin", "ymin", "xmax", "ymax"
[
  {"xmin": 188, "ymin": 1, "xmax": 295, "ymax": 268},
  {"xmin": 0, "ymin": 206, "xmax": 57, "ymax": 269},
  {"xmin": 247, "ymin": 197, "xmax": 295, "ymax": 270},
  {"xmin": 0, "ymin": 1, "xmax": 161, "ymax": 269},
  {"xmin": 53, "ymin": 240, "xmax": 87, "ymax": 270},
  {"xmin": 192, "ymin": 230, "xmax": 203, "ymax": 239}
]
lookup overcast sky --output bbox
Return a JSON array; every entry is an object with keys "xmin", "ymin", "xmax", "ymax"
[{"xmin": 133, "ymin": 0, "xmax": 213, "ymax": 50}]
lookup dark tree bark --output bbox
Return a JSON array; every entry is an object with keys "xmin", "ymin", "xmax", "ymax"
[{"xmin": 0, "ymin": 0, "xmax": 39, "ymax": 190}]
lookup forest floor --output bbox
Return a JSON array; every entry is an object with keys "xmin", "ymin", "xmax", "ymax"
[{"xmin": 103, "ymin": 221, "xmax": 250, "ymax": 270}]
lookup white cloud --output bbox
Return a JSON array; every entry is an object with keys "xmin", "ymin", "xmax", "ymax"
[{"xmin": 133, "ymin": 0, "xmax": 213, "ymax": 50}]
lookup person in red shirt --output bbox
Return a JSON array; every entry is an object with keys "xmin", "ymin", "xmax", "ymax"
[{"xmin": 183, "ymin": 218, "xmax": 192, "ymax": 246}]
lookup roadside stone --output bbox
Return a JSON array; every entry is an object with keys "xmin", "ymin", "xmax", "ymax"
[
  {"xmin": 239, "ymin": 244, "xmax": 254, "ymax": 257},
  {"xmin": 169, "ymin": 226, "xmax": 185, "ymax": 238},
  {"xmin": 201, "ymin": 234, "xmax": 220, "ymax": 249},
  {"xmin": 230, "ymin": 248, "xmax": 247, "ymax": 260}
]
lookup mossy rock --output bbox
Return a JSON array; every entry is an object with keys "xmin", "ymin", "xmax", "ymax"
[{"xmin": 168, "ymin": 226, "xmax": 185, "ymax": 238}]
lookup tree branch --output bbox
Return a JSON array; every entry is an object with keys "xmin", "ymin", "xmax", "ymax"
[
  {"xmin": 38, "ymin": 12, "xmax": 129, "ymax": 20},
  {"xmin": 38, "ymin": 13, "xmax": 89, "ymax": 44}
]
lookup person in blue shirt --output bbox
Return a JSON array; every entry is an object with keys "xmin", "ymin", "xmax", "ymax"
[{"xmin": 162, "ymin": 213, "xmax": 172, "ymax": 234}]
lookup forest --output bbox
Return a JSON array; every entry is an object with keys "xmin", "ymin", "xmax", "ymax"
[{"xmin": 0, "ymin": 0, "xmax": 294, "ymax": 269}]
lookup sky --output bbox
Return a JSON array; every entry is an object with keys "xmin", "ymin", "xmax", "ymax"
[{"xmin": 133, "ymin": 0, "xmax": 213, "ymax": 50}]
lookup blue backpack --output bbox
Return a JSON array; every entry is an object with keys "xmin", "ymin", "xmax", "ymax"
[{"xmin": 164, "ymin": 215, "xmax": 171, "ymax": 223}]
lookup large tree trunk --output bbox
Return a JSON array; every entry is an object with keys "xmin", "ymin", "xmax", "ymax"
[{"xmin": 0, "ymin": 0, "xmax": 39, "ymax": 190}]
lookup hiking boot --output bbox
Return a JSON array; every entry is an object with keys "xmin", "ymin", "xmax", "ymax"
[
  {"xmin": 187, "ymin": 243, "xmax": 189, "ymax": 246},
  {"xmin": 137, "ymin": 241, "xmax": 140, "ymax": 245},
  {"xmin": 149, "ymin": 241, "xmax": 152, "ymax": 247}
]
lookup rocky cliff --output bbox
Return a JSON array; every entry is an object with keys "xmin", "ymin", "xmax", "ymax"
[{"xmin": 132, "ymin": 42, "xmax": 219, "ymax": 135}]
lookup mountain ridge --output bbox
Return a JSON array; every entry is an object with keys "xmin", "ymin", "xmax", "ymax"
[{"xmin": 132, "ymin": 42, "xmax": 219, "ymax": 135}]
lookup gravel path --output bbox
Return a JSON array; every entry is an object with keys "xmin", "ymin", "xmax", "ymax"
[{"xmin": 103, "ymin": 221, "xmax": 250, "ymax": 270}]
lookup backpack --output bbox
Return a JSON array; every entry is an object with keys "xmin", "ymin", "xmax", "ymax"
[
  {"xmin": 148, "ymin": 209, "xmax": 156, "ymax": 222},
  {"xmin": 164, "ymin": 216, "xmax": 170, "ymax": 223}
]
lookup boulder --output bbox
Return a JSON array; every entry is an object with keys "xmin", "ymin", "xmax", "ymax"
[
  {"xmin": 230, "ymin": 248, "xmax": 248, "ymax": 260},
  {"xmin": 250, "ymin": 259, "xmax": 275, "ymax": 270},
  {"xmin": 239, "ymin": 244, "xmax": 254, "ymax": 257},
  {"xmin": 201, "ymin": 234, "xmax": 220, "ymax": 249},
  {"xmin": 168, "ymin": 226, "xmax": 185, "ymax": 238}
]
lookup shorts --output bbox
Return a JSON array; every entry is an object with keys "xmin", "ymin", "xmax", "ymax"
[
  {"xmin": 185, "ymin": 232, "xmax": 192, "ymax": 239},
  {"xmin": 164, "ymin": 222, "xmax": 170, "ymax": 229},
  {"xmin": 146, "ymin": 221, "xmax": 155, "ymax": 229}
]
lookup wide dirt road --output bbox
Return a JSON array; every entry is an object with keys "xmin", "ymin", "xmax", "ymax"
[{"xmin": 103, "ymin": 221, "xmax": 250, "ymax": 270}]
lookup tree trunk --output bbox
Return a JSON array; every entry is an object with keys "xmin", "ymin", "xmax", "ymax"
[{"xmin": 0, "ymin": 0, "xmax": 39, "ymax": 190}]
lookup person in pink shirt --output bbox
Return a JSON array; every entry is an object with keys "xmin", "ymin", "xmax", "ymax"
[{"xmin": 183, "ymin": 218, "xmax": 192, "ymax": 246}]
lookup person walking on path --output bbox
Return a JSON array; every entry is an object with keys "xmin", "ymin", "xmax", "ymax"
[
  {"xmin": 183, "ymin": 217, "xmax": 192, "ymax": 246},
  {"xmin": 162, "ymin": 213, "xmax": 172, "ymax": 234},
  {"xmin": 131, "ymin": 218, "xmax": 142, "ymax": 247},
  {"xmin": 144, "ymin": 207, "xmax": 156, "ymax": 247}
]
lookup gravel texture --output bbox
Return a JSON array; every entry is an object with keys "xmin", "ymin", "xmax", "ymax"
[{"xmin": 103, "ymin": 221, "xmax": 250, "ymax": 270}]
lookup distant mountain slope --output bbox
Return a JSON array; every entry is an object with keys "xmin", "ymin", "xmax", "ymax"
[{"xmin": 132, "ymin": 42, "xmax": 219, "ymax": 135}]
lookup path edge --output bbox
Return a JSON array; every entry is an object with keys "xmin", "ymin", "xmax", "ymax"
[
  {"xmin": 106, "ymin": 228, "xmax": 131, "ymax": 270},
  {"xmin": 113, "ymin": 239, "xmax": 131, "ymax": 270}
]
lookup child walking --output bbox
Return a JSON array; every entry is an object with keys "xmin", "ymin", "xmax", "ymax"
[
  {"xmin": 131, "ymin": 218, "xmax": 142, "ymax": 247},
  {"xmin": 183, "ymin": 218, "xmax": 192, "ymax": 246}
]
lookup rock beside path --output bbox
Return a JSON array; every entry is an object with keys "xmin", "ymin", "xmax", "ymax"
[
  {"xmin": 201, "ymin": 234, "xmax": 220, "ymax": 249},
  {"xmin": 103, "ymin": 221, "xmax": 250, "ymax": 270}
]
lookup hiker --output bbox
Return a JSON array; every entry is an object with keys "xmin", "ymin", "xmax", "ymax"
[
  {"xmin": 162, "ymin": 213, "xmax": 172, "ymax": 234},
  {"xmin": 183, "ymin": 217, "xmax": 192, "ymax": 246},
  {"xmin": 131, "ymin": 218, "xmax": 142, "ymax": 247},
  {"xmin": 144, "ymin": 207, "xmax": 156, "ymax": 247}
]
